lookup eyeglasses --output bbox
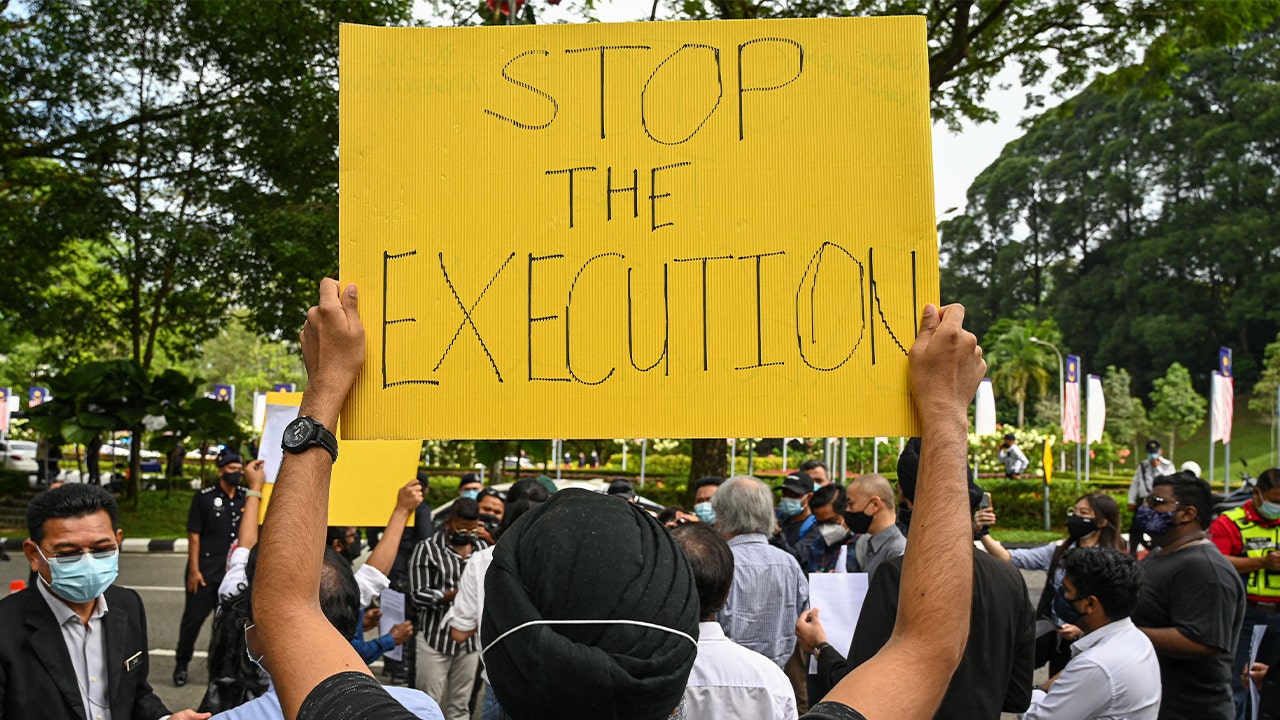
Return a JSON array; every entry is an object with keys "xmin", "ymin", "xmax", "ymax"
[
  {"xmin": 1144, "ymin": 494, "xmax": 1180, "ymax": 508},
  {"xmin": 41, "ymin": 547, "xmax": 119, "ymax": 565}
]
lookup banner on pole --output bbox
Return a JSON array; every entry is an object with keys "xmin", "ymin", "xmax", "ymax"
[
  {"xmin": 338, "ymin": 18, "xmax": 939, "ymax": 440},
  {"xmin": 975, "ymin": 378, "xmax": 996, "ymax": 436},
  {"xmin": 1211, "ymin": 372, "xmax": 1234, "ymax": 445},
  {"xmin": 27, "ymin": 386, "xmax": 49, "ymax": 408},
  {"xmin": 213, "ymin": 384, "xmax": 235, "ymax": 407},
  {"xmin": 1063, "ymin": 356, "xmax": 1081, "ymax": 443},
  {"xmin": 1086, "ymin": 374, "xmax": 1105, "ymax": 445},
  {"xmin": 0, "ymin": 388, "xmax": 9, "ymax": 433}
]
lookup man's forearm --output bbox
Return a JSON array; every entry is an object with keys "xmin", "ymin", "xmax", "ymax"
[
  {"xmin": 1140, "ymin": 626, "xmax": 1222, "ymax": 659},
  {"xmin": 898, "ymin": 415, "xmax": 972, "ymax": 651},
  {"xmin": 367, "ymin": 507, "xmax": 411, "ymax": 576}
]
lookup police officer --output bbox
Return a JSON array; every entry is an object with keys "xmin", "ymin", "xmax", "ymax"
[
  {"xmin": 174, "ymin": 449, "xmax": 248, "ymax": 686},
  {"xmin": 1210, "ymin": 467, "xmax": 1280, "ymax": 720}
]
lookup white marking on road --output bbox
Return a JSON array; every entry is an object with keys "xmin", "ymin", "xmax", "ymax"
[
  {"xmin": 148, "ymin": 649, "xmax": 209, "ymax": 658},
  {"xmin": 125, "ymin": 585, "xmax": 186, "ymax": 593}
]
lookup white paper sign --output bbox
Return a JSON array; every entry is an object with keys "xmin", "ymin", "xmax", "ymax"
[
  {"xmin": 806, "ymin": 573, "xmax": 870, "ymax": 673},
  {"xmin": 1251, "ymin": 623, "xmax": 1266, "ymax": 720},
  {"xmin": 379, "ymin": 588, "xmax": 407, "ymax": 663},
  {"xmin": 260, "ymin": 402, "xmax": 302, "ymax": 484}
]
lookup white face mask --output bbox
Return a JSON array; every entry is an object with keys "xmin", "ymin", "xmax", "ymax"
[
  {"xmin": 480, "ymin": 618, "xmax": 697, "ymax": 664},
  {"xmin": 819, "ymin": 522, "xmax": 849, "ymax": 547}
]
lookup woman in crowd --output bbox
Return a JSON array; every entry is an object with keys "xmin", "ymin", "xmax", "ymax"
[{"xmin": 975, "ymin": 491, "xmax": 1126, "ymax": 674}]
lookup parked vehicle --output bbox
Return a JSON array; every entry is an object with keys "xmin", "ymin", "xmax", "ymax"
[{"xmin": 0, "ymin": 440, "xmax": 38, "ymax": 473}]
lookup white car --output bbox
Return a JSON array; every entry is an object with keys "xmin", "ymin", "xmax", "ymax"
[{"xmin": 0, "ymin": 440, "xmax": 39, "ymax": 473}]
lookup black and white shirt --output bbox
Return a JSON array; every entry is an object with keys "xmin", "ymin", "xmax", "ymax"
[{"xmin": 408, "ymin": 530, "xmax": 488, "ymax": 655}]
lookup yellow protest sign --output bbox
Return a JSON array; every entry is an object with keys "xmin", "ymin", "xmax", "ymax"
[
  {"xmin": 259, "ymin": 392, "xmax": 422, "ymax": 526},
  {"xmin": 339, "ymin": 17, "xmax": 938, "ymax": 440}
]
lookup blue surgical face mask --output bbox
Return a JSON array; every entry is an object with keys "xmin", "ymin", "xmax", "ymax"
[
  {"xmin": 813, "ymin": 482, "xmax": 822, "ymax": 492},
  {"xmin": 245, "ymin": 622, "xmax": 268, "ymax": 674},
  {"xmin": 461, "ymin": 489, "xmax": 480, "ymax": 500},
  {"xmin": 694, "ymin": 502, "xmax": 716, "ymax": 524},
  {"xmin": 1259, "ymin": 499, "xmax": 1280, "ymax": 521},
  {"xmin": 779, "ymin": 497, "xmax": 804, "ymax": 518},
  {"xmin": 1148, "ymin": 452, "xmax": 1160, "ymax": 462},
  {"xmin": 37, "ymin": 546, "xmax": 118, "ymax": 603}
]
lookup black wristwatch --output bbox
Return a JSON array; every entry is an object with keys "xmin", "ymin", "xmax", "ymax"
[{"xmin": 281, "ymin": 415, "xmax": 338, "ymax": 463}]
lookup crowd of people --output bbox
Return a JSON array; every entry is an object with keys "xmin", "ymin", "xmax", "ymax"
[{"xmin": 0, "ymin": 279, "xmax": 1272, "ymax": 720}]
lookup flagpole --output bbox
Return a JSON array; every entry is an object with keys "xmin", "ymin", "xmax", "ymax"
[{"xmin": 1075, "ymin": 359, "xmax": 1083, "ymax": 497}]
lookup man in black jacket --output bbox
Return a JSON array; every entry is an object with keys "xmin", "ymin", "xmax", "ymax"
[
  {"xmin": 798, "ymin": 469, "xmax": 1036, "ymax": 719},
  {"xmin": 1, "ymin": 483, "xmax": 207, "ymax": 720}
]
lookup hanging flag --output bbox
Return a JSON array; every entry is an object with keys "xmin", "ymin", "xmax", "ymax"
[
  {"xmin": 253, "ymin": 393, "xmax": 268, "ymax": 433},
  {"xmin": 975, "ymin": 378, "xmax": 996, "ymax": 435},
  {"xmin": 273, "ymin": 383, "xmax": 296, "ymax": 392},
  {"xmin": 213, "ymin": 384, "xmax": 235, "ymax": 406},
  {"xmin": 1086, "ymin": 374, "xmax": 1106, "ymax": 445},
  {"xmin": 1063, "ymin": 355, "xmax": 1081, "ymax": 443},
  {"xmin": 1220, "ymin": 347, "xmax": 1233, "ymax": 378},
  {"xmin": 1211, "ymin": 371, "xmax": 1234, "ymax": 445},
  {"xmin": 0, "ymin": 388, "xmax": 9, "ymax": 433},
  {"xmin": 28, "ymin": 386, "xmax": 50, "ymax": 408},
  {"xmin": 1043, "ymin": 435, "xmax": 1054, "ymax": 484}
]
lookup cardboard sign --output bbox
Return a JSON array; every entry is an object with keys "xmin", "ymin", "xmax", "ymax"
[
  {"xmin": 258, "ymin": 392, "xmax": 421, "ymax": 526},
  {"xmin": 339, "ymin": 17, "xmax": 937, "ymax": 439}
]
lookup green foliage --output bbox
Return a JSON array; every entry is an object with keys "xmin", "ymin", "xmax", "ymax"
[
  {"xmin": 1103, "ymin": 365, "xmax": 1150, "ymax": 451},
  {"xmin": 1250, "ymin": 333, "xmax": 1280, "ymax": 419},
  {"xmin": 1149, "ymin": 362, "xmax": 1208, "ymax": 461},
  {"xmin": 943, "ymin": 29, "xmax": 1280, "ymax": 396},
  {"xmin": 665, "ymin": 1, "xmax": 1280, "ymax": 129},
  {"xmin": 983, "ymin": 318, "xmax": 1061, "ymax": 427}
]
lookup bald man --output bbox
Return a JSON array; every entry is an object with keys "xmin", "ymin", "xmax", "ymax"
[{"xmin": 844, "ymin": 473, "xmax": 905, "ymax": 581}]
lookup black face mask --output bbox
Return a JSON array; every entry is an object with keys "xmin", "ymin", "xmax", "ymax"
[
  {"xmin": 897, "ymin": 504, "xmax": 912, "ymax": 532},
  {"xmin": 222, "ymin": 471, "xmax": 243, "ymax": 486},
  {"xmin": 844, "ymin": 506, "xmax": 874, "ymax": 535},
  {"xmin": 1066, "ymin": 515, "xmax": 1097, "ymax": 541},
  {"xmin": 1054, "ymin": 587, "xmax": 1086, "ymax": 626},
  {"xmin": 341, "ymin": 536, "xmax": 363, "ymax": 562},
  {"xmin": 449, "ymin": 529, "xmax": 479, "ymax": 547}
]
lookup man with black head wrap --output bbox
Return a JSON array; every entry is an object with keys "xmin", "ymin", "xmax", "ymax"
[{"xmin": 480, "ymin": 489, "xmax": 700, "ymax": 720}]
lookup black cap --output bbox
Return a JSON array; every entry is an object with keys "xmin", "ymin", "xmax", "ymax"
[
  {"xmin": 607, "ymin": 478, "xmax": 636, "ymax": 499},
  {"xmin": 781, "ymin": 472, "xmax": 813, "ymax": 497},
  {"xmin": 216, "ymin": 450, "xmax": 243, "ymax": 468},
  {"xmin": 460, "ymin": 473, "xmax": 484, "ymax": 489},
  {"xmin": 1145, "ymin": 439, "xmax": 1161, "ymax": 453}
]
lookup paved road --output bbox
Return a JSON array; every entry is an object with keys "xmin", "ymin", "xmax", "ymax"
[{"xmin": 1, "ymin": 551, "xmax": 1048, "ymax": 717}]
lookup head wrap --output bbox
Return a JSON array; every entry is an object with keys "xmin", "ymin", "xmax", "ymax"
[
  {"xmin": 897, "ymin": 437, "xmax": 984, "ymax": 510},
  {"xmin": 482, "ymin": 489, "xmax": 699, "ymax": 720}
]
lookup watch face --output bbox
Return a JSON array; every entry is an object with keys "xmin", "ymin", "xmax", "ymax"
[{"xmin": 286, "ymin": 419, "xmax": 311, "ymax": 447}]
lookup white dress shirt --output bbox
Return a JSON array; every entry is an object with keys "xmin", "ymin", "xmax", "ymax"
[
  {"xmin": 37, "ymin": 580, "xmax": 112, "ymax": 720},
  {"xmin": 1020, "ymin": 617, "xmax": 1161, "ymax": 720},
  {"xmin": 219, "ymin": 546, "xmax": 389, "ymax": 609},
  {"xmin": 683, "ymin": 621, "xmax": 798, "ymax": 720}
]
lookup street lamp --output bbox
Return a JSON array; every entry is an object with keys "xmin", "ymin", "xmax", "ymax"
[{"xmin": 1030, "ymin": 336, "xmax": 1070, "ymax": 527}]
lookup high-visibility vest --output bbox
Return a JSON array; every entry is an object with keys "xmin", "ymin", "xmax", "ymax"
[{"xmin": 1224, "ymin": 506, "xmax": 1280, "ymax": 599}]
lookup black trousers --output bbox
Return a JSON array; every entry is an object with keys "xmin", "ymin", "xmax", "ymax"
[{"xmin": 177, "ymin": 569, "xmax": 222, "ymax": 667}]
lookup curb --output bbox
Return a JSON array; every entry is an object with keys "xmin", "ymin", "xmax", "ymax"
[{"xmin": 2, "ymin": 537, "xmax": 187, "ymax": 553}]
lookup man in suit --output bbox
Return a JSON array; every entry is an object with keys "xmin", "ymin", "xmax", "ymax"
[{"xmin": 0, "ymin": 483, "xmax": 207, "ymax": 720}]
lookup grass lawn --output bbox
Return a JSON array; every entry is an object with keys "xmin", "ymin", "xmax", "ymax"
[
  {"xmin": 1170, "ymin": 410, "xmax": 1277, "ymax": 489},
  {"xmin": 117, "ymin": 489, "xmax": 195, "ymax": 540}
]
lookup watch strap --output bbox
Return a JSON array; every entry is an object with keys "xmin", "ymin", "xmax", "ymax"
[{"xmin": 244, "ymin": 489, "xmax": 264, "ymax": 499}]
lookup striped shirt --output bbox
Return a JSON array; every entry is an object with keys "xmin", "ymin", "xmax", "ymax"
[
  {"xmin": 408, "ymin": 530, "xmax": 488, "ymax": 655},
  {"xmin": 719, "ymin": 533, "xmax": 810, "ymax": 667}
]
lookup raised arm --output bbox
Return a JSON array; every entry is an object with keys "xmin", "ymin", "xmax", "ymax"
[
  {"xmin": 818, "ymin": 304, "xmax": 984, "ymax": 720},
  {"xmin": 366, "ymin": 479, "xmax": 423, "ymax": 577},
  {"xmin": 239, "ymin": 460, "xmax": 265, "ymax": 550},
  {"xmin": 255, "ymin": 280, "xmax": 368, "ymax": 720}
]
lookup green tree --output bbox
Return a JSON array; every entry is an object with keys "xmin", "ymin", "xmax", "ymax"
[
  {"xmin": 984, "ymin": 317, "xmax": 1059, "ymax": 428},
  {"xmin": 1148, "ymin": 362, "xmax": 1207, "ymax": 461},
  {"xmin": 1102, "ymin": 365, "xmax": 1149, "ymax": 452},
  {"xmin": 1250, "ymin": 333, "xmax": 1280, "ymax": 446}
]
